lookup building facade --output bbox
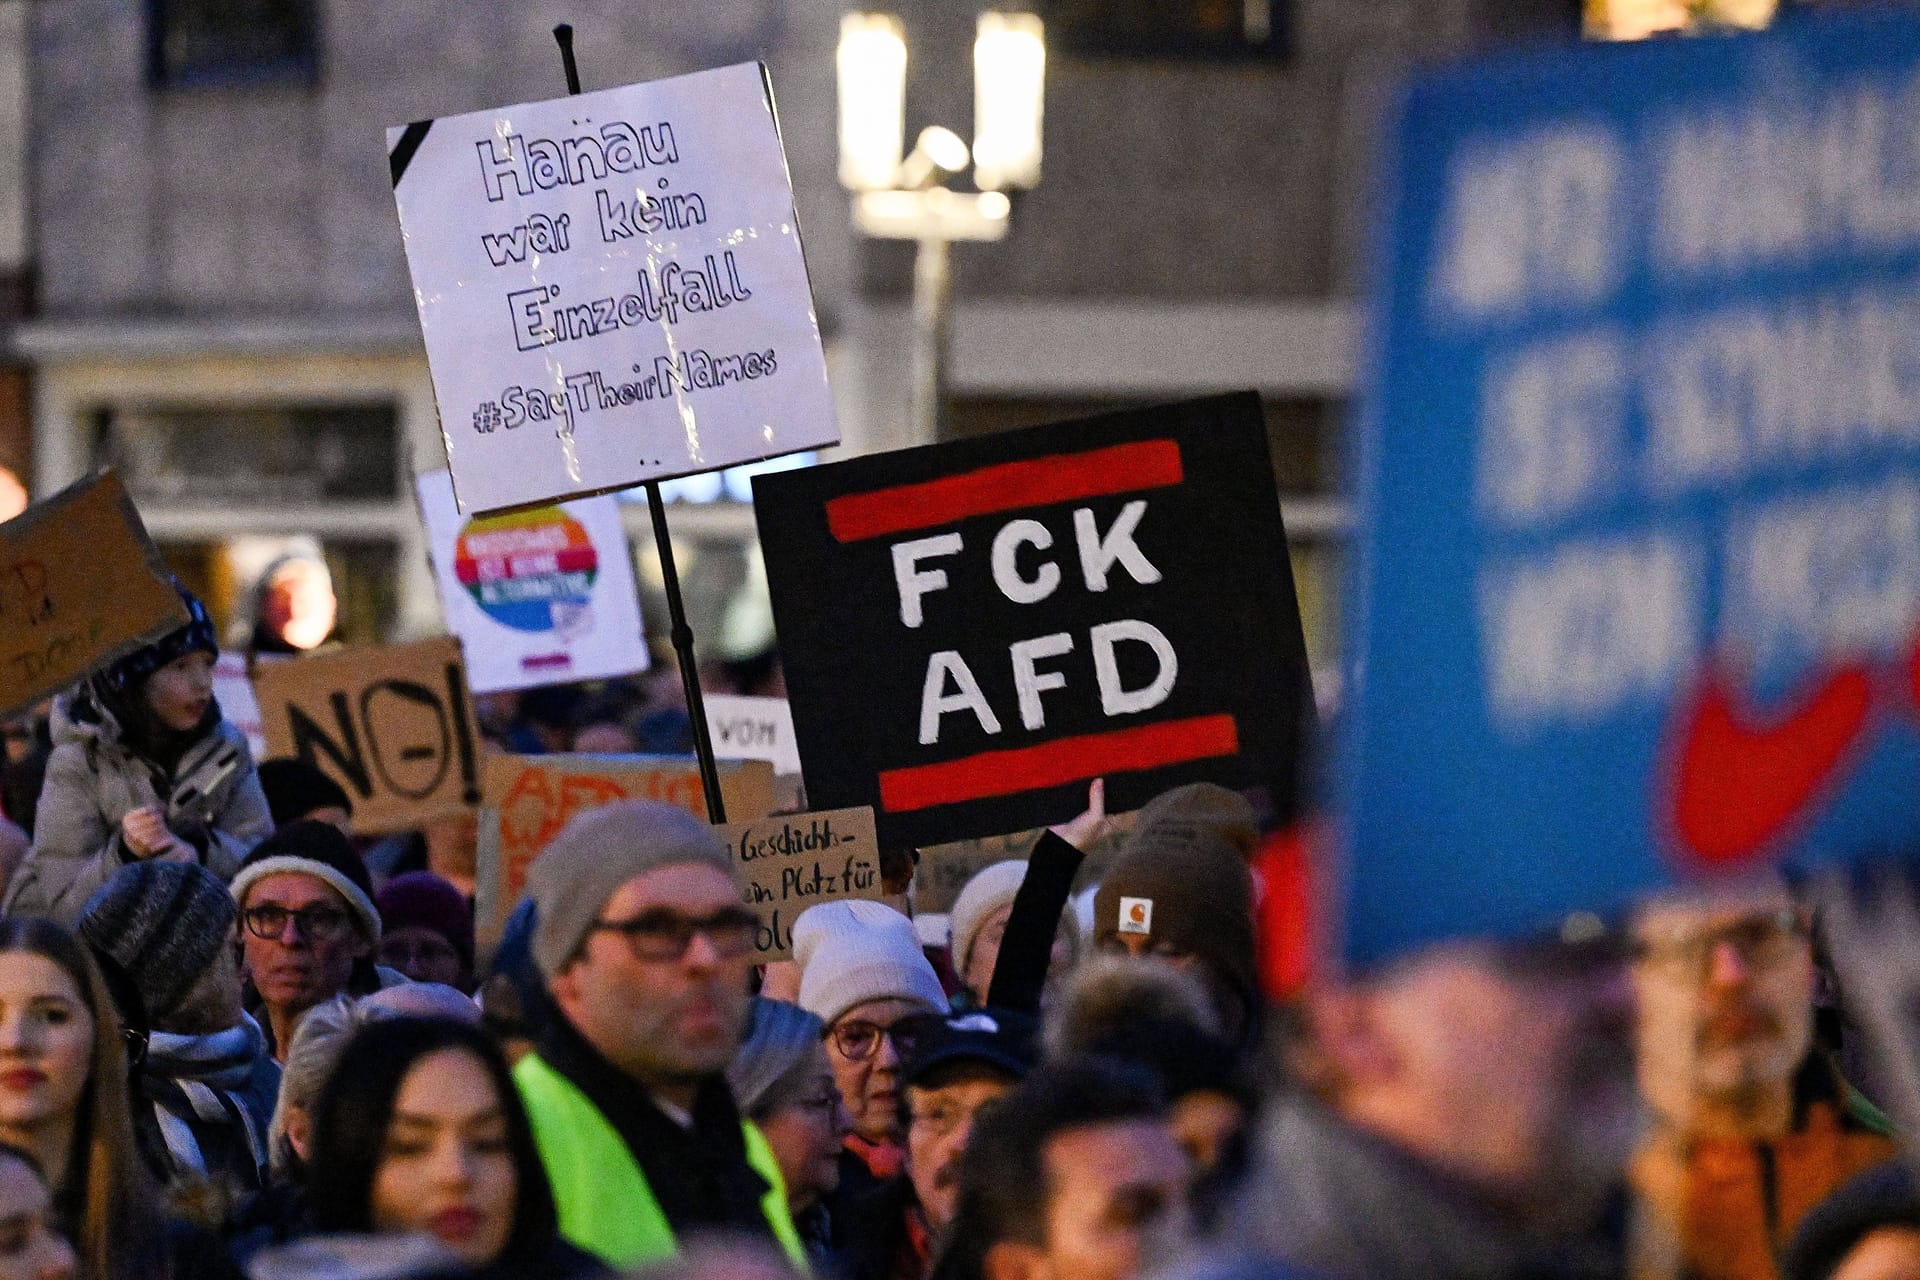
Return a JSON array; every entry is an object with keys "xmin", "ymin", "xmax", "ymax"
[{"xmin": 7, "ymin": 0, "xmax": 1584, "ymax": 677}]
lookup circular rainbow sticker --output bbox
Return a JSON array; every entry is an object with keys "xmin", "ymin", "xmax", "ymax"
[{"xmin": 453, "ymin": 506, "xmax": 599, "ymax": 634}]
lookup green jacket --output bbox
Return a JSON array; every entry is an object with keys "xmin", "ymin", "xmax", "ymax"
[{"xmin": 514, "ymin": 1051, "xmax": 806, "ymax": 1270}]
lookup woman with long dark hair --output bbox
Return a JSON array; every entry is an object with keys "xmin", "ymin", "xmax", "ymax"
[
  {"xmin": 0, "ymin": 917, "xmax": 231, "ymax": 1278},
  {"xmin": 303, "ymin": 1017, "xmax": 608, "ymax": 1278}
]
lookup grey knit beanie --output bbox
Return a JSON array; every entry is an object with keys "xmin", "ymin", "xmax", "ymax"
[
  {"xmin": 527, "ymin": 799, "xmax": 740, "ymax": 978},
  {"xmin": 726, "ymin": 997, "xmax": 827, "ymax": 1116},
  {"xmin": 79, "ymin": 860, "xmax": 236, "ymax": 1022}
]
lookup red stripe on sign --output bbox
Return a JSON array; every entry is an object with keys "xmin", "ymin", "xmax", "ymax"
[
  {"xmin": 877, "ymin": 714, "xmax": 1239, "ymax": 813},
  {"xmin": 825, "ymin": 440, "xmax": 1184, "ymax": 543}
]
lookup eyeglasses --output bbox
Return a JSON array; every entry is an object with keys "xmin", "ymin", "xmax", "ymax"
[
  {"xmin": 792, "ymin": 1088, "xmax": 842, "ymax": 1117},
  {"xmin": 910, "ymin": 1094, "xmax": 999, "ymax": 1138},
  {"xmin": 590, "ymin": 907, "xmax": 759, "ymax": 962},
  {"xmin": 827, "ymin": 1015, "xmax": 927, "ymax": 1063},
  {"xmin": 1632, "ymin": 908, "xmax": 1806, "ymax": 980},
  {"xmin": 379, "ymin": 936, "xmax": 462, "ymax": 969},
  {"xmin": 242, "ymin": 903, "xmax": 354, "ymax": 944}
]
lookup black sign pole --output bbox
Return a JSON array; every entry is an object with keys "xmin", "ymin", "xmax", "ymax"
[{"xmin": 552, "ymin": 23, "xmax": 728, "ymax": 823}]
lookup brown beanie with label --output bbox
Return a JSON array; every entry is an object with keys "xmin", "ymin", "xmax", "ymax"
[{"xmin": 1092, "ymin": 818, "xmax": 1258, "ymax": 1035}]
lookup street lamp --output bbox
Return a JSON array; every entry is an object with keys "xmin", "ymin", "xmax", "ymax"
[{"xmin": 836, "ymin": 11, "xmax": 1046, "ymax": 442}]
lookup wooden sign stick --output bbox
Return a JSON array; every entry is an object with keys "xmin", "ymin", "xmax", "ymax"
[{"xmin": 550, "ymin": 21, "xmax": 728, "ymax": 823}]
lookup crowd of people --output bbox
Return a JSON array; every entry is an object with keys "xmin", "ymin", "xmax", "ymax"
[{"xmin": 0, "ymin": 580, "xmax": 1909, "ymax": 1280}]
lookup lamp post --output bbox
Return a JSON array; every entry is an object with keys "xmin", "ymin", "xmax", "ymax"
[{"xmin": 836, "ymin": 12, "xmax": 1046, "ymax": 442}]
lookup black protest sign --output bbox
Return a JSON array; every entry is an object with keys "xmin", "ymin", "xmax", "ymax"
[{"xmin": 753, "ymin": 393, "xmax": 1313, "ymax": 847}]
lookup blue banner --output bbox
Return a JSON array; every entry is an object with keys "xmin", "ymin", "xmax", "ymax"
[{"xmin": 1345, "ymin": 10, "xmax": 1920, "ymax": 967}]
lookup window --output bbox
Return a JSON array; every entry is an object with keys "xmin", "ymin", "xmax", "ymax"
[
  {"xmin": 147, "ymin": 0, "xmax": 318, "ymax": 88},
  {"xmin": 1041, "ymin": 0, "xmax": 1289, "ymax": 60},
  {"xmin": 89, "ymin": 403, "xmax": 399, "ymax": 505}
]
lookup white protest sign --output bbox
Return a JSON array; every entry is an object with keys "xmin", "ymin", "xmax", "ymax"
[
  {"xmin": 212, "ymin": 654, "xmax": 267, "ymax": 759},
  {"xmin": 704, "ymin": 693, "xmax": 801, "ymax": 776},
  {"xmin": 417, "ymin": 470, "xmax": 648, "ymax": 693},
  {"xmin": 389, "ymin": 62, "xmax": 840, "ymax": 514}
]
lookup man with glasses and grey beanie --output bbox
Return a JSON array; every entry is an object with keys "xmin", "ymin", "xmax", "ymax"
[{"xmin": 515, "ymin": 799, "xmax": 804, "ymax": 1271}]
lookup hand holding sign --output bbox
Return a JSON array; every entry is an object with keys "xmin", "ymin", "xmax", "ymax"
[{"xmin": 1049, "ymin": 779, "xmax": 1109, "ymax": 852}]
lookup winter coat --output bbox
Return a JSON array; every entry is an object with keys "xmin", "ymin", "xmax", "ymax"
[
  {"xmin": 1191, "ymin": 1092, "xmax": 1624, "ymax": 1280},
  {"xmin": 1629, "ymin": 1056, "xmax": 1898, "ymax": 1280},
  {"xmin": 4, "ymin": 691, "xmax": 271, "ymax": 923}
]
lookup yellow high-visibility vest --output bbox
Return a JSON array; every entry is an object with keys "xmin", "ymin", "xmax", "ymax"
[{"xmin": 514, "ymin": 1051, "xmax": 807, "ymax": 1270}]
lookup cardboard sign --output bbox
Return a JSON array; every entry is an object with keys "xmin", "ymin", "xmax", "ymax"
[
  {"xmin": 254, "ymin": 637, "xmax": 482, "ymax": 834},
  {"xmin": 755, "ymin": 394, "xmax": 1315, "ymax": 847},
  {"xmin": 476, "ymin": 752, "xmax": 777, "ymax": 941},
  {"xmin": 389, "ymin": 63, "xmax": 839, "ymax": 513},
  {"xmin": 704, "ymin": 694, "xmax": 802, "ymax": 776},
  {"xmin": 725, "ymin": 806, "xmax": 883, "ymax": 959},
  {"xmin": 913, "ymin": 814, "xmax": 1136, "ymax": 915},
  {"xmin": 0, "ymin": 473, "xmax": 187, "ymax": 718},
  {"xmin": 1344, "ymin": 9, "xmax": 1920, "ymax": 966},
  {"xmin": 212, "ymin": 654, "xmax": 267, "ymax": 759},
  {"xmin": 913, "ymin": 830, "xmax": 1040, "ymax": 916},
  {"xmin": 417, "ymin": 470, "xmax": 648, "ymax": 693}
]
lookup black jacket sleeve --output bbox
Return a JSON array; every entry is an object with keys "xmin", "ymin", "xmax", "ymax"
[{"xmin": 985, "ymin": 830, "xmax": 1085, "ymax": 1014}]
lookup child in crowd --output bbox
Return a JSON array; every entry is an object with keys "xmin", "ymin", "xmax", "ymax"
[{"xmin": 3, "ymin": 583, "xmax": 269, "ymax": 923}]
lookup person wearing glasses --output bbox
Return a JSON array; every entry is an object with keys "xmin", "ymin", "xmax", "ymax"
[
  {"xmin": 845, "ymin": 1009, "xmax": 1037, "ymax": 1280},
  {"xmin": 227, "ymin": 822, "xmax": 403, "ymax": 1062},
  {"xmin": 517, "ymin": 800, "xmax": 805, "ymax": 1270},
  {"xmin": 792, "ymin": 900, "xmax": 949, "ymax": 1194},
  {"xmin": 726, "ymin": 997, "xmax": 852, "ymax": 1268},
  {"xmin": 1628, "ymin": 877, "xmax": 1897, "ymax": 1280}
]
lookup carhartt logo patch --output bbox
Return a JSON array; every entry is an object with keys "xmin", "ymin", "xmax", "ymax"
[{"xmin": 1119, "ymin": 897, "xmax": 1153, "ymax": 935}]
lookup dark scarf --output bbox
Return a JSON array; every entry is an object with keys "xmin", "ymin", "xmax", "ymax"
[{"xmin": 536, "ymin": 1014, "xmax": 776, "ymax": 1244}]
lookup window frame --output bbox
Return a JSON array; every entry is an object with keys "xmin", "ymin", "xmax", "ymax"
[{"xmin": 144, "ymin": 0, "xmax": 321, "ymax": 91}]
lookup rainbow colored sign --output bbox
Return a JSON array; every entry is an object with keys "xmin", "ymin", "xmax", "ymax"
[
  {"xmin": 454, "ymin": 505, "xmax": 599, "ymax": 635},
  {"xmin": 419, "ymin": 470, "xmax": 647, "ymax": 692}
]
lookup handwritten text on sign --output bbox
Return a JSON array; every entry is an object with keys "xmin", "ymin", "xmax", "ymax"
[
  {"xmin": 704, "ymin": 694, "xmax": 801, "ymax": 775},
  {"xmin": 726, "ymin": 806, "xmax": 882, "ymax": 959},
  {"xmin": 1346, "ymin": 10, "xmax": 1920, "ymax": 965},
  {"xmin": 255, "ymin": 637, "xmax": 482, "ymax": 835},
  {"xmin": 0, "ymin": 473, "xmax": 187, "ymax": 719},
  {"xmin": 756, "ymin": 395, "xmax": 1314, "ymax": 847},
  {"xmin": 389, "ymin": 62, "xmax": 839, "ymax": 513},
  {"xmin": 476, "ymin": 753, "xmax": 777, "ymax": 943}
]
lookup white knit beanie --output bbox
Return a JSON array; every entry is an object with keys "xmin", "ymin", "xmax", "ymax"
[
  {"xmin": 948, "ymin": 861, "xmax": 1029, "ymax": 974},
  {"xmin": 793, "ymin": 900, "xmax": 946, "ymax": 1028}
]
